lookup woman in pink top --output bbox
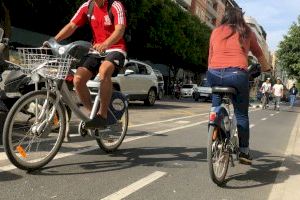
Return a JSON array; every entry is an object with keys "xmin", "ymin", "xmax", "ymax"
[{"xmin": 207, "ymin": 7, "xmax": 271, "ymax": 165}]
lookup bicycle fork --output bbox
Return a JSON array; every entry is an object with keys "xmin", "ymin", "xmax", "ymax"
[{"xmin": 31, "ymin": 89, "xmax": 60, "ymax": 136}]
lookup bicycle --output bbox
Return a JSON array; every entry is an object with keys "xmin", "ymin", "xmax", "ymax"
[
  {"xmin": 261, "ymin": 92, "xmax": 269, "ymax": 109},
  {"xmin": 207, "ymin": 87, "xmax": 238, "ymax": 186},
  {"xmin": 2, "ymin": 39, "xmax": 129, "ymax": 171},
  {"xmin": 207, "ymin": 64, "xmax": 261, "ymax": 186}
]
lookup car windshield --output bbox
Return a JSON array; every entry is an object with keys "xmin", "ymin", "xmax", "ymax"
[{"xmin": 182, "ymin": 84, "xmax": 194, "ymax": 88}]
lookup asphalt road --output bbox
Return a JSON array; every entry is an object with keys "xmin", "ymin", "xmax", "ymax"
[{"xmin": 0, "ymin": 98, "xmax": 298, "ymax": 200}]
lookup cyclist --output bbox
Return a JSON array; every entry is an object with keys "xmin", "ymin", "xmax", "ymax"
[
  {"xmin": 260, "ymin": 78, "xmax": 272, "ymax": 109},
  {"xmin": 207, "ymin": 7, "xmax": 271, "ymax": 165},
  {"xmin": 52, "ymin": 0, "xmax": 127, "ymax": 128}
]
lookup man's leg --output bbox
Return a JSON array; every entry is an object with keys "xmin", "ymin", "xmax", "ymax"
[
  {"xmin": 73, "ymin": 67, "xmax": 93, "ymax": 111},
  {"xmin": 291, "ymin": 95, "xmax": 295, "ymax": 107},
  {"xmin": 98, "ymin": 61, "xmax": 115, "ymax": 119}
]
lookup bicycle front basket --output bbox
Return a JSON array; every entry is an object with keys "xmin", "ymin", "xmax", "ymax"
[{"xmin": 17, "ymin": 47, "xmax": 73, "ymax": 80}]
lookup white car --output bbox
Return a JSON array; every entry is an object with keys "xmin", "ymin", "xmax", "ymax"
[
  {"xmin": 87, "ymin": 59, "xmax": 159, "ymax": 106},
  {"xmin": 180, "ymin": 84, "xmax": 198, "ymax": 98}
]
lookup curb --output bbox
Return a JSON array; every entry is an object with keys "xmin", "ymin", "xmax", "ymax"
[{"xmin": 268, "ymin": 114, "xmax": 300, "ymax": 200}]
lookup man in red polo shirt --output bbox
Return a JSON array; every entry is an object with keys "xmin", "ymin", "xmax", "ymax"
[{"xmin": 53, "ymin": 0, "xmax": 127, "ymax": 128}]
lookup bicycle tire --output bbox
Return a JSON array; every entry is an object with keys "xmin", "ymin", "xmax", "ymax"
[
  {"xmin": 96, "ymin": 108, "xmax": 128, "ymax": 152},
  {"xmin": 207, "ymin": 125, "xmax": 230, "ymax": 186},
  {"xmin": 3, "ymin": 90, "xmax": 66, "ymax": 171}
]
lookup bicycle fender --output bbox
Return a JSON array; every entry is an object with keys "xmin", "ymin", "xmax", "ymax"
[{"xmin": 209, "ymin": 106, "xmax": 229, "ymax": 133}]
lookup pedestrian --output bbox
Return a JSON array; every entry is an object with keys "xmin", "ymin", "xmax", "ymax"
[
  {"xmin": 206, "ymin": 7, "xmax": 271, "ymax": 165},
  {"xmin": 51, "ymin": 0, "xmax": 127, "ymax": 128},
  {"xmin": 260, "ymin": 77, "xmax": 272, "ymax": 109},
  {"xmin": 272, "ymin": 78, "xmax": 284, "ymax": 111},
  {"xmin": 289, "ymin": 83, "xmax": 298, "ymax": 108}
]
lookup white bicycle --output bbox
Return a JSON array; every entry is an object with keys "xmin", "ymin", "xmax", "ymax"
[{"xmin": 3, "ymin": 39, "xmax": 128, "ymax": 171}]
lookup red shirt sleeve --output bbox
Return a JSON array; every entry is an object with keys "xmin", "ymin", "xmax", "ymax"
[
  {"xmin": 249, "ymin": 31, "xmax": 263, "ymax": 58},
  {"xmin": 111, "ymin": 1, "xmax": 127, "ymax": 26},
  {"xmin": 70, "ymin": 2, "xmax": 89, "ymax": 27}
]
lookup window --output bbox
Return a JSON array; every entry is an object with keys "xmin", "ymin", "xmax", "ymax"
[
  {"xmin": 137, "ymin": 64, "xmax": 150, "ymax": 75},
  {"xmin": 125, "ymin": 63, "xmax": 138, "ymax": 74}
]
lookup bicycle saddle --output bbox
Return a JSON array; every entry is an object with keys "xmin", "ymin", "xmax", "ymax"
[{"xmin": 211, "ymin": 87, "xmax": 237, "ymax": 95}]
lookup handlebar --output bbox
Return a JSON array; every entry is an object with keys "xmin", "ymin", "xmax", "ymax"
[{"xmin": 43, "ymin": 37, "xmax": 107, "ymax": 59}]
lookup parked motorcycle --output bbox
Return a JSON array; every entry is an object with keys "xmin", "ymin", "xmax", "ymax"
[{"xmin": 0, "ymin": 28, "xmax": 48, "ymax": 144}]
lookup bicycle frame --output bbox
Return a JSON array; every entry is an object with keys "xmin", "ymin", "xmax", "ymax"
[{"xmin": 209, "ymin": 95, "xmax": 232, "ymax": 133}]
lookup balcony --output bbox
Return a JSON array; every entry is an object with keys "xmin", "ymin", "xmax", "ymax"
[
  {"xmin": 206, "ymin": 3, "xmax": 217, "ymax": 17},
  {"xmin": 175, "ymin": 0, "xmax": 192, "ymax": 10}
]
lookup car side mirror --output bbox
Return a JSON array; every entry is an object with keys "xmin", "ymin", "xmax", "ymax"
[{"xmin": 124, "ymin": 69, "xmax": 134, "ymax": 76}]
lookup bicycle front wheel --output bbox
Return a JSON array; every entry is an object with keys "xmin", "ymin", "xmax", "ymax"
[
  {"xmin": 3, "ymin": 90, "xmax": 66, "ymax": 171},
  {"xmin": 96, "ymin": 108, "xmax": 128, "ymax": 152},
  {"xmin": 207, "ymin": 125, "xmax": 229, "ymax": 186}
]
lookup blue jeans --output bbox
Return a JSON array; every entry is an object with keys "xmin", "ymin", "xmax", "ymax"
[
  {"xmin": 290, "ymin": 95, "xmax": 296, "ymax": 107},
  {"xmin": 207, "ymin": 68, "xmax": 250, "ymax": 154}
]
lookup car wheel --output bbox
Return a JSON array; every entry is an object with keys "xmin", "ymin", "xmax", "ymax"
[
  {"xmin": 157, "ymin": 90, "xmax": 163, "ymax": 100},
  {"xmin": 144, "ymin": 88, "xmax": 156, "ymax": 106}
]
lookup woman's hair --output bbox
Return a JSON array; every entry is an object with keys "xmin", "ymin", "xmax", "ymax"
[{"xmin": 221, "ymin": 7, "xmax": 251, "ymax": 50}]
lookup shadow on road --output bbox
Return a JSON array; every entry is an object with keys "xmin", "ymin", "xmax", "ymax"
[
  {"xmin": 221, "ymin": 150, "xmax": 300, "ymax": 189},
  {"xmin": 28, "ymin": 145, "xmax": 206, "ymax": 176}
]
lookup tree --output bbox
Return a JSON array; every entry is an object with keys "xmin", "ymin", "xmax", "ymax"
[
  {"xmin": 276, "ymin": 16, "xmax": 300, "ymax": 80},
  {"xmin": 5, "ymin": 0, "xmax": 211, "ymax": 72},
  {"xmin": 124, "ymin": 0, "xmax": 211, "ymax": 72},
  {"xmin": 0, "ymin": 0, "xmax": 11, "ymax": 59}
]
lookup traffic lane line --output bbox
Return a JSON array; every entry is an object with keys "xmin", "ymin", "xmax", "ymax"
[
  {"xmin": 0, "ymin": 108, "xmax": 262, "ymax": 172},
  {"xmin": 0, "ymin": 121, "xmax": 207, "ymax": 172},
  {"xmin": 100, "ymin": 171, "xmax": 166, "ymax": 200}
]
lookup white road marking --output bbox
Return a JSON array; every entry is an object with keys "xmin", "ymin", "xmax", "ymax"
[
  {"xmin": 175, "ymin": 120, "xmax": 190, "ymax": 124},
  {"xmin": 0, "ymin": 121, "xmax": 208, "ymax": 172},
  {"xmin": 250, "ymin": 124, "xmax": 255, "ymax": 129},
  {"xmin": 0, "ymin": 108, "xmax": 261, "ymax": 172},
  {"xmin": 101, "ymin": 171, "xmax": 166, "ymax": 200},
  {"xmin": 123, "ymin": 120, "xmax": 207, "ymax": 143},
  {"xmin": 128, "ymin": 113, "xmax": 208, "ymax": 128},
  {"xmin": 262, "ymin": 118, "xmax": 267, "ymax": 121},
  {"xmin": 0, "ymin": 152, "xmax": 7, "ymax": 161},
  {"xmin": 276, "ymin": 111, "xmax": 280, "ymax": 114},
  {"xmin": 270, "ymin": 114, "xmax": 275, "ymax": 116}
]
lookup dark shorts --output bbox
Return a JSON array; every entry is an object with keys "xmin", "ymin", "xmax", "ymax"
[{"xmin": 78, "ymin": 51, "xmax": 126, "ymax": 77}]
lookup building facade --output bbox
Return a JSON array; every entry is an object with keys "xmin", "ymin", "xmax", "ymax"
[{"xmin": 189, "ymin": 0, "xmax": 239, "ymax": 29}]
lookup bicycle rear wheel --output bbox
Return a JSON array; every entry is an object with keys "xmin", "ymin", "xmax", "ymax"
[
  {"xmin": 3, "ymin": 91, "xmax": 66, "ymax": 171},
  {"xmin": 96, "ymin": 108, "xmax": 128, "ymax": 152},
  {"xmin": 207, "ymin": 125, "xmax": 230, "ymax": 186}
]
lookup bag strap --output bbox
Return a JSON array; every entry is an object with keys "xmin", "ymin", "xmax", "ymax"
[
  {"xmin": 107, "ymin": 0, "xmax": 115, "ymax": 23},
  {"xmin": 87, "ymin": 0, "xmax": 95, "ymax": 23}
]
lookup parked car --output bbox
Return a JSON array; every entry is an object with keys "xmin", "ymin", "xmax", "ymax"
[
  {"xmin": 153, "ymin": 69, "xmax": 164, "ymax": 100},
  {"xmin": 180, "ymin": 84, "xmax": 197, "ymax": 98},
  {"xmin": 193, "ymin": 78, "xmax": 212, "ymax": 101},
  {"xmin": 86, "ymin": 59, "xmax": 159, "ymax": 106}
]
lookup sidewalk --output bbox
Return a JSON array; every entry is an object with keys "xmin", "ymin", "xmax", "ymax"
[{"xmin": 268, "ymin": 105, "xmax": 300, "ymax": 200}]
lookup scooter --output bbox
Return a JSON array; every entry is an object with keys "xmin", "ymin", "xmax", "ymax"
[{"xmin": 0, "ymin": 28, "xmax": 49, "ymax": 144}]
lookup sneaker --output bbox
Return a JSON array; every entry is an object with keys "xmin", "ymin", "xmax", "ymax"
[
  {"xmin": 239, "ymin": 152, "xmax": 253, "ymax": 165},
  {"xmin": 84, "ymin": 115, "xmax": 107, "ymax": 129}
]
